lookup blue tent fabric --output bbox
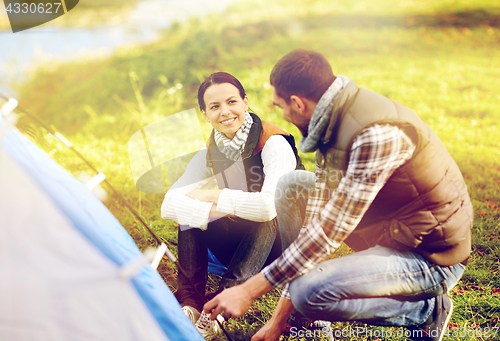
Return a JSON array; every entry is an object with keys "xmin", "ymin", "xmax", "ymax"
[
  {"xmin": 1, "ymin": 149, "xmax": 170, "ymax": 341},
  {"xmin": 0, "ymin": 119, "xmax": 203, "ymax": 341}
]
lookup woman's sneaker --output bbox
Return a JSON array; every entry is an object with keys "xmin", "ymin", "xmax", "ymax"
[
  {"xmin": 194, "ymin": 310, "xmax": 224, "ymax": 340},
  {"xmin": 182, "ymin": 305, "xmax": 201, "ymax": 325}
]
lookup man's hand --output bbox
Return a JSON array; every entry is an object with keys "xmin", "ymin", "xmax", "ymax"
[
  {"xmin": 203, "ymin": 273, "xmax": 273, "ymax": 320},
  {"xmin": 251, "ymin": 320, "xmax": 285, "ymax": 341},
  {"xmin": 203, "ymin": 283, "xmax": 254, "ymax": 320},
  {"xmin": 252, "ymin": 296, "xmax": 295, "ymax": 341}
]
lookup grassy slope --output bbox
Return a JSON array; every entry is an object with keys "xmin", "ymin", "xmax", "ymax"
[{"xmin": 13, "ymin": 0, "xmax": 500, "ymax": 339}]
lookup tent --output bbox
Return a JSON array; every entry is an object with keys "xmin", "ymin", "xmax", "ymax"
[{"xmin": 0, "ymin": 115, "xmax": 204, "ymax": 341}]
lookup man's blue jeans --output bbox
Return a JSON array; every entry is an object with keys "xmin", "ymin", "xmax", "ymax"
[{"xmin": 275, "ymin": 170, "xmax": 466, "ymax": 327}]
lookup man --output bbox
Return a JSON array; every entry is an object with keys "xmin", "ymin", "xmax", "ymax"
[{"xmin": 204, "ymin": 49, "xmax": 472, "ymax": 341}]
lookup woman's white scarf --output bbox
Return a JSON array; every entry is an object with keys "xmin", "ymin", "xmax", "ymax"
[
  {"xmin": 299, "ymin": 75, "xmax": 350, "ymax": 153},
  {"xmin": 214, "ymin": 112, "xmax": 253, "ymax": 161}
]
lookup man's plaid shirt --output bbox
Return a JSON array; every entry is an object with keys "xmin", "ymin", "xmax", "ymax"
[{"xmin": 262, "ymin": 123, "xmax": 416, "ymax": 298}]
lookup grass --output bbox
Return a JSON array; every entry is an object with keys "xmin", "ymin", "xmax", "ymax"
[{"xmin": 8, "ymin": 0, "xmax": 500, "ymax": 339}]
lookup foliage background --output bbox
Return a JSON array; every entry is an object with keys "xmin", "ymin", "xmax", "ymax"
[{"xmin": 5, "ymin": 0, "xmax": 500, "ymax": 339}]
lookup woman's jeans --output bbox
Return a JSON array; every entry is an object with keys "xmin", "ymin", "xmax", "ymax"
[
  {"xmin": 275, "ymin": 170, "xmax": 466, "ymax": 327},
  {"xmin": 176, "ymin": 216, "xmax": 280, "ymax": 311}
]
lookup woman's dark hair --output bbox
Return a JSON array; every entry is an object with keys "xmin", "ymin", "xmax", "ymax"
[
  {"xmin": 270, "ymin": 49, "xmax": 336, "ymax": 104},
  {"xmin": 197, "ymin": 72, "xmax": 246, "ymax": 111}
]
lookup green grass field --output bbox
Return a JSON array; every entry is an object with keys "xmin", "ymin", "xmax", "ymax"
[{"xmin": 9, "ymin": 0, "xmax": 500, "ymax": 339}]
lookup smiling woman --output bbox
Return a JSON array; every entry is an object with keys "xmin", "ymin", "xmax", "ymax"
[
  {"xmin": 202, "ymin": 83, "xmax": 248, "ymax": 139},
  {"xmin": 161, "ymin": 71, "xmax": 304, "ymax": 339}
]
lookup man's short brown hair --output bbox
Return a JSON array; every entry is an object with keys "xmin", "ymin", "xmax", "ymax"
[{"xmin": 270, "ymin": 49, "xmax": 336, "ymax": 104}]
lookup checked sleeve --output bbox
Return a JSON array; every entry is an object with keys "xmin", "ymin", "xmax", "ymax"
[{"xmin": 261, "ymin": 124, "xmax": 416, "ymax": 298}]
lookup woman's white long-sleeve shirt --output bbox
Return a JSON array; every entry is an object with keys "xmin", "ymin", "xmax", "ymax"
[{"xmin": 161, "ymin": 135, "xmax": 297, "ymax": 229}]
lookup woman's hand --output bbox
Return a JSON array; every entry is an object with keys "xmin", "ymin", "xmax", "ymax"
[
  {"xmin": 186, "ymin": 189, "xmax": 222, "ymax": 203},
  {"xmin": 208, "ymin": 205, "xmax": 229, "ymax": 222}
]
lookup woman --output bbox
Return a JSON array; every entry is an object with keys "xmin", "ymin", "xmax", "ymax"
[{"xmin": 161, "ymin": 72, "xmax": 302, "ymax": 338}]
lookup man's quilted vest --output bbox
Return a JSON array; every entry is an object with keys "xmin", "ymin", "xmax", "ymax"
[
  {"xmin": 206, "ymin": 113, "xmax": 303, "ymax": 194},
  {"xmin": 317, "ymin": 81, "xmax": 472, "ymax": 266}
]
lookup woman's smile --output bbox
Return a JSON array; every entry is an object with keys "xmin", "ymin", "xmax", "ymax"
[{"xmin": 220, "ymin": 117, "xmax": 238, "ymax": 125}]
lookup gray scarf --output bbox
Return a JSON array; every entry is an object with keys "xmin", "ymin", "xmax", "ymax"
[
  {"xmin": 214, "ymin": 112, "xmax": 253, "ymax": 161},
  {"xmin": 299, "ymin": 75, "xmax": 350, "ymax": 153}
]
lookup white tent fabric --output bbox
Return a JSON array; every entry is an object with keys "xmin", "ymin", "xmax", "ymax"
[{"xmin": 0, "ymin": 149, "xmax": 171, "ymax": 341}]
